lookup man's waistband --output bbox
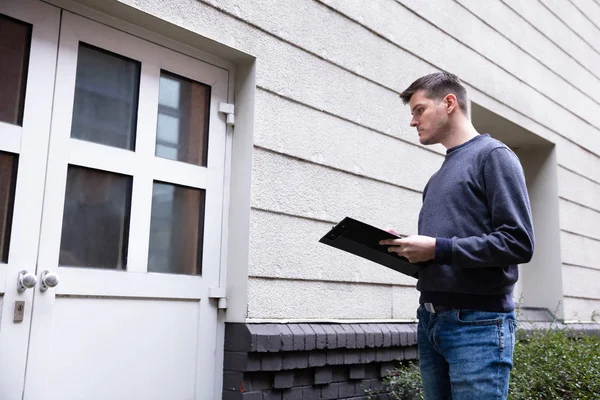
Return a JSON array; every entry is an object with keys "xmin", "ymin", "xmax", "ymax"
[{"xmin": 420, "ymin": 290, "xmax": 515, "ymax": 313}]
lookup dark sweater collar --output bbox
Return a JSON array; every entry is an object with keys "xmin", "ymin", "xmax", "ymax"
[{"xmin": 446, "ymin": 133, "xmax": 489, "ymax": 154}]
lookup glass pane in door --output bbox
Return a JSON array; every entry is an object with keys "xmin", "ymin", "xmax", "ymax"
[
  {"xmin": 148, "ymin": 182, "xmax": 205, "ymax": 275},
  {"xmin": 156, "ymin": 71, "xmax": 210, "ymax": 166},
  {"xmin": 59, "ymin": 166, "xmax": 132, "ymax": 269},
  {"xmin": 0, "ymin": 152, "xmax": 18, "ymax": 263},
  {"xmin": 0, "ymin": 14, "xmax": 32, "ymax": 126},
  {"xmin": 71, "ymin": 43, "xmax": 140, "ymax": 150}
]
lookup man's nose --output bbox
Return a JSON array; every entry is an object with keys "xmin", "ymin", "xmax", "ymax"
[{"xmin": 410, "ymin": 118, "xmax": 418, "ymax": 127}]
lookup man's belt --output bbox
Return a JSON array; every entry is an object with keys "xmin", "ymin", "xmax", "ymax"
[{"xmin": 424, "ymin": 302, "xmax": 454, "ymax": 313}]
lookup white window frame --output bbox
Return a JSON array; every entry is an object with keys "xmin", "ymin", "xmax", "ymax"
[{"xmin": 39, "ymin": 11, "xmax": 229, "ymax": 283}]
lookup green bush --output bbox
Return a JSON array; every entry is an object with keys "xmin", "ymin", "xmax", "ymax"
[
  {"xmin": 509, "ymin": 328, "xmax": 600, "ymax": 399},
  {"xmin": 367, "ymin": 361, "xmax": 424, "ymax": 400},
  {"xmin": 368, "ymin": 328, "xmax": 600, "ymax": 399}
]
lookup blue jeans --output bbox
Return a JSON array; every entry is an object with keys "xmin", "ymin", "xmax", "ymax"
[{"xmin": 417, "ymin": 305, "xmax": 517, "ymax": 400}]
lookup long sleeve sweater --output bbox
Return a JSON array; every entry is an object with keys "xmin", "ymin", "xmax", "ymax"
[{"xmin": 417, "ymin": 134, "xmax": 534, "ymax": 312}]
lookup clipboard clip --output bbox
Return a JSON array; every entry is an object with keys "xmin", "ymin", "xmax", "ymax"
[{"xmin": 327, "ymin": 223, "xmax": 348, "ymax": 240}]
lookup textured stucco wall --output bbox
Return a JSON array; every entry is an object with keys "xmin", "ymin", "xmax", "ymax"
[{"xmin": 119, "ymin": 0, "xmax": 600, "ymax": 321}]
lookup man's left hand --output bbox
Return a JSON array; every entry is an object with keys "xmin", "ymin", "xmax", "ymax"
[{"xmin": 379, "ymin": 235, "xmax": 436, "ymax": 263}]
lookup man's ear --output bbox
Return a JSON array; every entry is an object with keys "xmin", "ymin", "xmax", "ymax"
[{"xmin": 444, "ymin": 93, "xmax": 458, "ymax": 114}]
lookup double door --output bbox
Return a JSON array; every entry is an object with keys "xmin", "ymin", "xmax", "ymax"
[{"xmin": 0, "ymin": 1, "xmax": 229, "ymax": 398}]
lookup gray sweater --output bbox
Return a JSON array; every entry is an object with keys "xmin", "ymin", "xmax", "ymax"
[{"xmin": 417, "ymin": 134, "xmax": 534, "ymax": 312}]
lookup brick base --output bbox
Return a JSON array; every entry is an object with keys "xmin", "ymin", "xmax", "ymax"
[
  {"xmin": 221, "ymin": 312, "xmax": 600, "ymax": 399},
  {"xmin": 222, "ymin": 323, "xmax": 418, "ymax": 399}
]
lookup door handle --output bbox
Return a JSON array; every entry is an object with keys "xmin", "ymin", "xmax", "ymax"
[
  {"xmin": 17, "ymin": 270, "xmax": 38, "ymax": 293},
  {"xmin": 40, "ymin": 270, "xmax": 59, "ymax": 292}
]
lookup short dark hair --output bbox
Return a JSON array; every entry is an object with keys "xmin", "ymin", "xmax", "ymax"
[{"xmin": 400, "ymin": 72, "xmax": 469, "ymax": 116}]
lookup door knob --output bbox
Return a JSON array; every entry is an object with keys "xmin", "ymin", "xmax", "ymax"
[
  {"xmin": 40, "ymin": 271, "xmax": 59, "ymax": 292},
  {"xmin": 17, "ymin": 270, "xmax": 38, "ymax": 293}
]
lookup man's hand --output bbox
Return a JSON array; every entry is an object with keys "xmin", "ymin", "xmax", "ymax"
[{"xmin": 379, "ymin": 235, "xmax": 436, "ymax": 263}]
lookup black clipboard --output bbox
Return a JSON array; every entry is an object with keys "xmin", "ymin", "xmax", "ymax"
[{"xmin": 319, "ymin": 217, "xmax": 420, "ymax": 277}]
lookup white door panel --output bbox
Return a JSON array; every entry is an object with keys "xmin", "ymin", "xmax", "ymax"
[
  {"xmin": 0, "ymin": 1, "xmax": 59, "ymax": 398},
  {"xmin": 48, "ymin": 297, "xmax": 201, "ymax": 400},
  {"xmin": 22, "ymin": 11, "xmax": 228, "ymax": 400}
]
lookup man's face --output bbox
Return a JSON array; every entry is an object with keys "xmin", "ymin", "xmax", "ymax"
[{"xmin": 408, "ymin": 90, "xmax": 448, "ymax": 145}]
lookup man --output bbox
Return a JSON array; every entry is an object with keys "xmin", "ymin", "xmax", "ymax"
[{"xmin": 379, "ymin": 72, "xmax": 534, "ymax": 399}]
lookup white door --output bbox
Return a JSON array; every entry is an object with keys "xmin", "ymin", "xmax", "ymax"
[
  {"xmin": 0, "ymin": 1, "xmax": 59, "ymax": 398},
  {"xmin": 18, "ymin": 11, "xmax": 229, "ymax": 400}
]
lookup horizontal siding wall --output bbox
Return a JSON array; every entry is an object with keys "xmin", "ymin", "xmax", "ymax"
[
  {"xmin": 398, "ymin": 0, "xmax": 600, "ymax": 125},
  {"xmin": 499, "ymin": 0, "xmax": 600, "ymax": 79},
  {"xmin": 538, "ymin": 0, "xmax": 600, "ymax": 54},
  {"xmin": 562, "ymin": 265, "xmax": 600, "ymax": 300},
  {"xmin": 254, "ymin": 89, "xmax": 442, "ymax": 193},
  {"xmin": 247, "ymin": 277, "xmax": 420, "ymax": 320},
  {"xmin": 251, "ymin": 149, "xmax": 422, "ymax": 233},
  {"xmin": 559, "ymin": 200, "xmax": 600, "ymax": 242},
  {"xmin": 557, "ymin": 166, "xmax": 600, "ymax": 212},
  {"xmin": 563, "ymin": 297, "xmax": 600, "ymax": 322},
  {"xmin": 249, "ymin": 210, "xmax": 416, "ymax": 287},
  {"xmin": 558, "ymin": 160, "xmax": 600, "ymax": 320},
  {"xmin": 457, "ymin": 0, "xmax": 600, "ymax": 101},
  {"xmin": 121, "ymin": 0, "xmax": 600, "ymax": 321},
  {"xmin": 561, "ymin": 231, "xmax": 600, "ymax": 271},
  {"xmin": 570, "ymin": 0, "xmax": 600, "ymax": 29},
  {"xmin": 319, "ymin": 0, "xmax": 600, "ymax": 155}
]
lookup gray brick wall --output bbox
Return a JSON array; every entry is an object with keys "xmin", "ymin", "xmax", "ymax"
[
  {"xmin": 222, "ymin": 319, "xmax": 600, "ymax": 398},
  {"xmin": 222, "ymin": 323, "xmax": 418, "ymax": 399}
]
